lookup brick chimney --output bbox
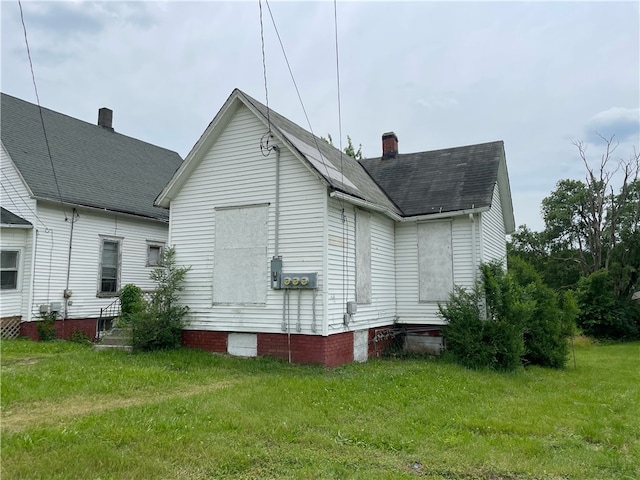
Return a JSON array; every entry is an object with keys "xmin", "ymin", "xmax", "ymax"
[
  {"xmin": 382, "ymin": 132, "xmax": 398, "ymax": 159},
  {"xmin": 98, "ymin": 107, "xmax": 113, "ymax": 131}
]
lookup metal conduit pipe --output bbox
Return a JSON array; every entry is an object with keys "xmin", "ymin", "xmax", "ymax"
[
  {"xmin": 296, "ymin": 289, "xmax": 302, "ymax": 332},
  {"xmin": 274, "ymin": 145, "xmax": 280, "ymax": 257}
]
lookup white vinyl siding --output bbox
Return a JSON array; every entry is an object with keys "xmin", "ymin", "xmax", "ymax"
[
  {"xmin": 28, "ymin": 203, "xmax": 168, "ymax": 320},
  {"xmin": 169, "ymin": 104, "xmax": 326, "ymax": 334},
  {"xmin": 2, "ymin": 141, "xmax": 170, "ymax": 321},
  {"xmin": 1, "ymin": 146, "xmax": 36, "ymax": 319},
  {"xmin": 480, "ymin": 184, "xmax": 507, "ymax": 265},
  {"xmin": 327, "ymin": 200, "xmax": 396, "ymax": 331}
]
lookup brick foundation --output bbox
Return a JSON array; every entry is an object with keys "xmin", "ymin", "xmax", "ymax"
[
  {"xmin": 181, "ymin": 327, "xmax": 404, "ymax": 367},
  {"xmin": 20, "ymin": 318, "xmax": 99, "ymax": 342},
  {"xmin": 181, "ymin": 330, "xmax": 227, "ymax": 353}
]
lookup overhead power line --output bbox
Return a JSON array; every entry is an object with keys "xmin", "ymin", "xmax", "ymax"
[{"xmin": 18, "ymin": 0, "xmax": 66, "ymax": 215}]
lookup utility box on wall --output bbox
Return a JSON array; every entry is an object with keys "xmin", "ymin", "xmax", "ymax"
[{"xmin": 281, "ymin": 272, "xmax": 317, "ymax": 289}]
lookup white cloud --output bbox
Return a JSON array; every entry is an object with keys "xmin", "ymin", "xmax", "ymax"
[{"xmin": 585, "ymin": 107, "xmax": 640, "ymax": 144}]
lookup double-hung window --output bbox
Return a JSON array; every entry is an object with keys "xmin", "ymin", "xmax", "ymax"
[
  {"xmin": 146, "ymin": 241, "xmax": 165, "ymax": 267},
  {"xmin": 99, "ymin": 237, "xmax": 121, "ymax": 295},
  {"xmin": 0, "ymin": 250, "xmax": 19, "ymax": 290}
]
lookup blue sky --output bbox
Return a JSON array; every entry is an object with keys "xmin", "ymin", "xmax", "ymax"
[{"xmin": 2, "ymin": 1, "xmax": 638, "ymax": 231}]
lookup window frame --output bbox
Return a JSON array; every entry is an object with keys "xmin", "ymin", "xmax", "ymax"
[
  {"xmin": 0, "ymin": 249, "xmax": 21, "ymax": 291},
  {"xmin": 97, "ymin": 236, "xmax": 123, "ymax": 297},
  {"xmin": 146, "ymin": 241, "xmax": 165, "ymax": 267}
]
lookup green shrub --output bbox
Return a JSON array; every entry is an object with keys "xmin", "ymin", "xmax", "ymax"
[
  {"xmin": 439, "ymin": 287, "xmax": 492, "ymax": 369},
  {"xmin": 70, "ymin": 330, "xmax": 92, "ymax": 345},
  {"xmin": 577, "ymin": 270, "xmax": 640, "ymax": 340},
  {"xmin": 119, "ymin": 283, "xmax": 144, "ymax": 325},
  {"xmin": 441, "ymin": 260, "xmax": 575, "ymax": 371},
  {"xmin": 37, "ymin": 313, "xmax": 57, "ymax": 341},
  {"xmin": 509, "ymin": 257, "xmax": 575, "ymax": 368},
  {"xmin": 131, "ymin": 247, "xmax": 190, "ymax": 352},
  {"xmin": 440, "ymin": 263, "xmax": 527, "ymax": 371}
]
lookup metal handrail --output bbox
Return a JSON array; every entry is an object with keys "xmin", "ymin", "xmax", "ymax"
[{"xmin": 97, "ymin": 297, "xmax": 121, "ymax": 340}]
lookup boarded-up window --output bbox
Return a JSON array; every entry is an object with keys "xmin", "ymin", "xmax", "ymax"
[
  {"xmin": 213, "ymin": 205, "xmax": 268, "ymax": 304},
  {"xmin": 356, "ymin": 209, "xmax": 371, "ymax": 303},
  {"xmin": 418, "ymin": 221, "xmax": 453, "ymax": 302}
]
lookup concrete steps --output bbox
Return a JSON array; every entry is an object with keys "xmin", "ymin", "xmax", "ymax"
[{"xmin": 94, "ymin": 327, "xmax": 133, "ymax": 352}]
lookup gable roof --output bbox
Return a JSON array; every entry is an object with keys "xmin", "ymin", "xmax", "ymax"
[
  {"xmin": 359, "ymin": 141, "xmax": 505, "ymax": 217},
  {"xmin": 156, "ymin": 89, "xmax": 400, "ymax": 215},
  {"xmin": 1, "ymin": 207, "xmax": 32, "ymax": 228},
  {"xmin": 1, "ymin": 92, "xmax": 183, "ymax": 221},
  {"xmin": 156, "ymin": 88, "xmax": 514, "ymax": 232}
]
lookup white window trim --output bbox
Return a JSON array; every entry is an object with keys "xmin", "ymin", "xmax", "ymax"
[
  {"xmin": 97, "ymin": 235, "xmax": 123, "ymax": 297},
  {"xmin": 0, "ymin": 248, "xmax": 22, "ymax": 291},
  {"xmin": 146, "ymin": 240, "xmax": 165, "ymax": 267}
]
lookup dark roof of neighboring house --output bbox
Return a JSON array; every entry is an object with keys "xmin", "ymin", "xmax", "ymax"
[
  {"xmin": 236, "ymin": 90, "xmax": 401, "ymax": 215},
  {"xmin": 1, "ymin": 207, "xmax": 32, "ymax": 227},
  {"xmin": 1, "ymin": 92, "xmax": 183, "ymax": 221},
  {"xmin": 359, "ymin": 141, "xmax": 505, "ymax": 217}
]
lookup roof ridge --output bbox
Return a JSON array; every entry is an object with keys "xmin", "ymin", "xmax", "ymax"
[{"xmin": 0, "ymin": 92, "xmax": 180, "ymax": 156}]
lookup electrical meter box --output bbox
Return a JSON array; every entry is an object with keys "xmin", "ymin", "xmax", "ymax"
[{"xmin": 281, "ymin": 272, "xmax": 317, "ymax": 289}]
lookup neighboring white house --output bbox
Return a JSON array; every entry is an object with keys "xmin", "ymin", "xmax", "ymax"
[
  {"xmin": 0, "ymin": 92, "xmax": 182, "ymax": 339},
  {"xmin": 156, "ymin": 89, "xmax": 515, "ymax": 366}
]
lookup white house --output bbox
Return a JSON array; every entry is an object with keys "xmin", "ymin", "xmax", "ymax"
[
  {"xmin": 0, "ymin": 93, "xmax": 183, "ymax": 340},
  {"xmin": 156, "ymin": 89, "xmax": 515, "ymax": 366}
]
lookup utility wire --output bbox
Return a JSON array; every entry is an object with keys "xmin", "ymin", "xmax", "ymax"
[
  {"xmin": 333, "ymin": 0, "xmax": 348, "ymax": 313},
  {"xmin": 263, "ymin": 0, "xmax": 332, "ymax": 182},
  {"xmin": 18, "ymin": 0, "xmax": 66, "ymax": 216},
  {"xmin": 1, "ymin": 175, "xmax": 50, "ymax": 230},
  {"xmin": 258, "ymin": 0, "xmax": 271, "ymax": 134}
]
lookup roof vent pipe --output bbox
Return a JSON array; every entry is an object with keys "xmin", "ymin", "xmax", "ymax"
[
  {"xmin": 382, "ymin": 132, "xmax": 398, "ymax": 159},
  {"xmin": 98, "ymin": 107, "xmax": 114, "ymax": 131}
]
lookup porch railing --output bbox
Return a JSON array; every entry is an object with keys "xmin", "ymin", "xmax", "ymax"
[{"xmin": 97, "ymin": 297, "xmax": 121, "ymax": 340}]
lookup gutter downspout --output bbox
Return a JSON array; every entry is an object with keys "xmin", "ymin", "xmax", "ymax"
[
  {"xmin": 27, "ymin": 228, "xmax": 39, "ymax": 322},
  {"xmin": 64, "ymin": 208, "xmax": 77, "ymax": 319},
  {"xmin": 470, "ymin": 212, "xmax": 477, "ymax": 285}
]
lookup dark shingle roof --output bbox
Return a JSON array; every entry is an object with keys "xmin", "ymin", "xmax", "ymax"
[
  {"xmin": 359, "ymin": 141, "xmax": 504, "ymax": 217},
  {"xmin": 236, "ymin": 90, "xmax": 401, "ymax": 215},
  {"xmin": 1, "ymin": 93, "xmax": 183, "ymax": 221},
  {"xmin": 1, "ymin": 207, "xmax": 32, "ymax": 226}
]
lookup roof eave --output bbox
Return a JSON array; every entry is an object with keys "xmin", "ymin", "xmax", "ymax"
[
  {"xmin": 36, "ymin": 197, "xmax": 169, "ymax": 223},
  {"xmin": 496, "ymin": 144, "xmax": 516, "ymax": 233},
  {"xmin": 1, "ymin": 223, "xmax": 33, "ymax": 229}
]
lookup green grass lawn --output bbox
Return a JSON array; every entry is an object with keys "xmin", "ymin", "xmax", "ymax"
[{"xmin": 1, "ymin": 338, "xmax": 638, "ymax": 479}]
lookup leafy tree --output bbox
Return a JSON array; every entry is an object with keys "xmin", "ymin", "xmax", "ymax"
[
  {"xmin": 321, "ymin": 134, "xmax": 363, "ymax": 160},
  {"xmin": 509, "ymin": 135, "xmax": 640, "ymax": 340},
  {"xmin": 131, "ymin": 246, "xmax": 191, "ymax": 351}
]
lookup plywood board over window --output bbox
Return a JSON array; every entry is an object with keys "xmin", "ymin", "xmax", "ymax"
[
  {"xmin": 355, "ymin": 209, "xmax": 371, "ymax": 304},
  {"xmin": 213, "ymin": 204, "xmax": 268, "ymax": 304},
  {"xmin": 418, "ymin": 221, "xmax": 453, "ymax": 302}
]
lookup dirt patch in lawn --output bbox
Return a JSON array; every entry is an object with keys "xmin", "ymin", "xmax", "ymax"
[{"xmin": 1, "ymin": 380, "xmax": 238, "ymax": 433}]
